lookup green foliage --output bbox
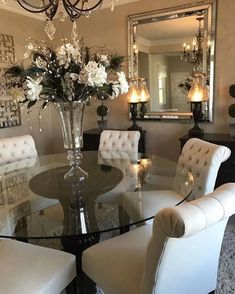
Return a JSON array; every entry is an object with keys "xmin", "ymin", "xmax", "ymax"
[
  {"xmin": 27, "ymin": 100, "xmax": 37, "ymax": 109},
  {"xmin": 178, "ymin": 78, "xmax": 192, "ymax": 92},
  {"xmin": 109, "ymin": 54, "xmax": 125, "ymax": 71},
  {"xmin": 96, "ymin": 104, "xmax": 108, "ymax": 119},
  {"xmin": 6, "ymin": 65, "xmax": 24, "ymax": 77}
]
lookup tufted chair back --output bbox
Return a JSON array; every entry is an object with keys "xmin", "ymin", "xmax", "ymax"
[
  {"xmin": 142, "ymin": 183, "xmax": 235, "ymax": 294},
  {"xmin": 174, "ymin": 138, "xmax": 231, "ymax": 200},
  {"xmin": 0, "ymin": 135, "xmax": 38, "ymax": 166},
  {"xmin": 98, "ymin": 130, "xmax": 140, "ymax": 153}
]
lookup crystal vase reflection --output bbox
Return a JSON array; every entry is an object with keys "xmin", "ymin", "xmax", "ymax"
[
  {"xmin": 54, "ymin": 101, "xmax": 88, "ymax": 181},
  {"xmin": 69, "ymin": 182, "xmax": 91, "ymax": 235}
]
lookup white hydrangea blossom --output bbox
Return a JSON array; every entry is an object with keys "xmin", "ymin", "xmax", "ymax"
[
  {"xmin": 56, "ymin": 43, "xmax": 81, "ymax": 68},
  {"xmin": 111, "ymin": 84, "xmax": 120, "ymax": 99},
  {"xmin": 8, "ymin": 86, "xmax": 25, "ymax": 103},
  {"xmin": 118, "ymin": 71, "xmax": 129, "ymax": 94},
  {"xmin": 70, "ymin": 73, "xmax": 79, "ymax": 81},
  {"xmin": 25, "ymin": 76, "xmax": 42, "ymax": 101},
  {"xmin": 83, "ymin": 61, "xmax": 107, "ymax": 87},
  {"xmin": 98, "ymin": 54, "xmax": 110, "ymax": 67}
]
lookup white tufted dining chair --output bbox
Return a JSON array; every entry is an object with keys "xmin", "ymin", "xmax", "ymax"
[
  {"xmin": 98, "ymin": 130, "xmax": 140, "ymax": 153},
  {"xmin": 0, "ymin": 136, "xmax": 59, "ymax": 232},
  {"xmin": 82, "ymin": 182, "xmax": 235, "ymax": 294},
  {"xmin": 0, "ymin": 135, "xmax": 38, "ymax": 165},
  {"xmin": 0, "ymin": 239, "xmax": 77, "ymax": 294},
  {"xmin": 122, "ymin": 138, "xmax": 231, "ymax": 220}
]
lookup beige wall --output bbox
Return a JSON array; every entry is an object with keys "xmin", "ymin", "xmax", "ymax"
[
  {"xmin": 0, "ymin": 0, "xmax": 234, "ymax": 160},
  {"xmin": 0, "ymin": 10, "xmax": 56, "ymax": 155}
]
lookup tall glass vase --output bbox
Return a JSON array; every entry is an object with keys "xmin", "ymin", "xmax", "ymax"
[{"xmin": 54, "ymin": 101, "xmax": 88, "ymax": 181}]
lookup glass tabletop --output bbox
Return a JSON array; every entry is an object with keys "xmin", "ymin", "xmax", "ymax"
[{"xmin": 0, "ymin": 151, "xmax": 193, "ymax": 239}]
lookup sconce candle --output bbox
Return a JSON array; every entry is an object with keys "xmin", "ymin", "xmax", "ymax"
[
  {"xmin": 187, "ymin": 73, "xmax": 208, "ymax": 138},
  {"xmin": 128, "ymin": 79, "xmax": 141, "ymax": 130},
  {"xmin": 128, "ymin": 78, "xmax": 150, "ymax": 129},
  {"xmin": 139, "ymin": 79, "xmax": 150, "ymax": 118}
]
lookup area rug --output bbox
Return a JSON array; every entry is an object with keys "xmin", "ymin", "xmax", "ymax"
[{"xmin": 216, "ymin": 223, "xmax": 235, "ymax": 294}]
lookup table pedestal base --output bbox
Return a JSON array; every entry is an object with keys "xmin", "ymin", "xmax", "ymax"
[{"xmin": 61, "ymin": 233, "xmax": 100, "ymax": 293}]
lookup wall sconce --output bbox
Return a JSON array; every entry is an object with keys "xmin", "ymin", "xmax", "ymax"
[
  {"xmin": 127, "ymin": 78, "xmax": 150, "ymax": 130},
  {"xmin": 187, "ymin": 73, "xmax": 208, "ymax": 138}
]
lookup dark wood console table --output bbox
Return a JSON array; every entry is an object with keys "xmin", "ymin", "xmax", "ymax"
[
  {"xmin": 179, "ymin": 133, "xmax": 235, "ymax": 188},
  {"xmin": 83, "ymin": 128, "xmax": 146, "ymax": 153}
]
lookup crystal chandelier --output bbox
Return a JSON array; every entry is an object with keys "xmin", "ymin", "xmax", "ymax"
[
  {"xmin": 182, "ymin": 16, "xmax": 207, "ymax": 71},
  {"xmin": 16, "ymin": 0, "xmax": 104, "ymax": 21},
  {"xmin": 14, "ymin": 0, "xmax": 118, "ymax": 39}
]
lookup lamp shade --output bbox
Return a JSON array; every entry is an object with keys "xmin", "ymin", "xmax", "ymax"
[
  {"xmin": 127, "ymin": 81, "xmax": 140, "ymax": 103},
  {"xmin": 188, "ymin": 74, "xmax": 208, "ymax": 102},
  {"xmin": 128, "ymin": 78, "xmax": 150, "ymax": 103},
  {"xmin": 139, "ymin": 81, "xmax": 150, "ymax": 103}
]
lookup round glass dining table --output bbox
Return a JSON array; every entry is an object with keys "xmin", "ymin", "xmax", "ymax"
[{"xmin": 0, "ymin": 151, "xmax": 193, "ymax": 242}]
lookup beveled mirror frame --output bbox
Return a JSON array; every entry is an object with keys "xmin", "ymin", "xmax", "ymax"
[{"xmin": 128, "ymin": 0, "xmax": 217, "ymax": 121}]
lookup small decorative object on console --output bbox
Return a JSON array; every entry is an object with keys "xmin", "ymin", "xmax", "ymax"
[{"xmin": 96, "ymin": 102, "xmax": 109, "ymax": 131}]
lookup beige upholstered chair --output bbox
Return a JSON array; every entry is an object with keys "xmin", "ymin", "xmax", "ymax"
[
  {"xmin": 0, "ymin": 136, "xmax": 58, "ymax": 235},
  {"xmin": 122, "ymin": 138, "xmax": 231, "ymax": 219},
  {"xmin": 98, "ymin": 130, "xmax": 140, "ymax": 153},
  {"xmin": 0, "ymin": 135, "xmax": 38, "ymax": 166},
  {"xmin": 82, "ymin": 183, "xmax": 235, "ymax": 294},
  {"xmin": 0, "ymin": 239, "xmax": 76, "ymax": 294}
]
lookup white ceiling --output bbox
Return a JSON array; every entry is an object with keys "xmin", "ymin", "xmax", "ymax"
[
  {"xmin": 0, "ymin": 0, "xmax": 140, "ymax": 20},
  {"xmin": 137, "ymin": 16, "xmax": 199, "ymax": 42}
]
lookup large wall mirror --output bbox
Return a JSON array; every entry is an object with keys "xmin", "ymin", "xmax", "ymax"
[{"xmin": 128, "ymin": 0, "xmax": 216, "ymax": 121}]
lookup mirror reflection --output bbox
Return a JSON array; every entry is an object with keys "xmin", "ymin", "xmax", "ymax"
[{"xmin": 128, "ymin": 1, "xmax": 216, "ymax": 121}]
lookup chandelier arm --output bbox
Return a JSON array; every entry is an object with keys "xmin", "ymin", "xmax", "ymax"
[
  {"xmin": 17, "ymin": 0, "xmax": 106, "ymax": 23},
  {"xmin": 62, "ymin": 0, "xmax": 82, "ymax": 20},
  {"xmin": 64, "ymin": 0, "xmax": 103, "ymax": 13},
  {"xmin": 17, "ymin": 0, "xmax": 55, "ymax": 13},
  {"xmin": 44, "ymin": 0, "xmax": 59, "ymax": 20}
]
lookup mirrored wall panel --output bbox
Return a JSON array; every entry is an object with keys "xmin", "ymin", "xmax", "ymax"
[{"xmin": 128, "ymin": 0, "xmax": 216, "ymax": 121}]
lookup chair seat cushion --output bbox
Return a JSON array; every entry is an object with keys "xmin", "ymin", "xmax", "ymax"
[
  {"xmin": 82, "ymin": 224, "xmax": 152, "ymax": 294},
  {"xmin": 0, "ymin": 240, "xmax": 76, "ymax": 294},
  {"xmin": 122, "ymin": 190, "xmax": 183, "ymax": 223}
]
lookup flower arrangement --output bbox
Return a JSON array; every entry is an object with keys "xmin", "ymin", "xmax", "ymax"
[
  {"xmin": 4, "ymin": 39, "xmax": 129, "ymax": 108},
  {"xmin": 178, "ymin": 77, "xmax": 193, "ymax": 93},
  {"xmin": 178, "ymin": 74, "xmax": 209, "ymax": 94}
]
